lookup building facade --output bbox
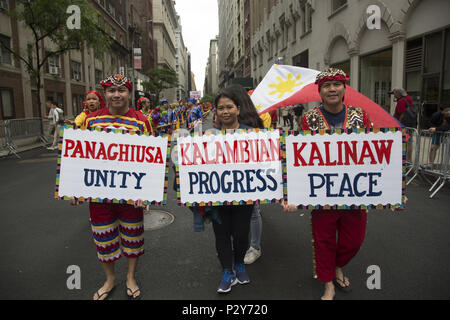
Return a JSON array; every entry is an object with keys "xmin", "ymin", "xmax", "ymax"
[
  {"xmin": 0, "ymin": 0, "xmax": 131, "ymax": 121},
  {"xmin": 250, "ymin": 0, "xmax": 450, "ymax": 124},
  {"xmin": 152, "ymin": 0, "xmax": 178, "ymax": 102},
  {"xmin": 204, "ymin": 37, "xmax": 219, "ymax": 96},
  {"xmin": 218, "ymin": 0, "xmax": 254, "ymax": 90},
  {"xmin": 175, "ymin": 15, "xmax": 189, "ymax": 102}
]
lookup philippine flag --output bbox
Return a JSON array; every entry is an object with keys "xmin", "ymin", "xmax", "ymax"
[{"xmin": 251, "ymin": 64, "xmax": 402, "ymax": 128}]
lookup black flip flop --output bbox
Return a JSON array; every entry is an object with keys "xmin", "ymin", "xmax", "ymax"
[
  {"xmin": 94, "ymin": 286, "xmax": 116, "ymax": 300},
  {"xmin": 333, "ymin": 277, "xmax": 352, "ymax": 293},
  {"xmin": 126, "ymin": 287, "xmax": 142, "ymax": 300}
]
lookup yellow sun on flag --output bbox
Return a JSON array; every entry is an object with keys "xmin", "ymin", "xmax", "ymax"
[{"xmin": 268, "ymin": 73, "xmax": 304, "ymax": 99}]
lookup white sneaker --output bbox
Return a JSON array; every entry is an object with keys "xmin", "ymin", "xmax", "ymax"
[{"xmin": 244, "ymin": 247, "xmax": 261, "ymax": 265}]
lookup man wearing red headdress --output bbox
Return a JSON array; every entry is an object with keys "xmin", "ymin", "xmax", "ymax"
[
  {"xmin": 71, "ymin": 74, "xmax": 151, "ymax": 300},
  {"xmin": 285, "ymin": 68, "xmax": 372, "ymax": 300}
]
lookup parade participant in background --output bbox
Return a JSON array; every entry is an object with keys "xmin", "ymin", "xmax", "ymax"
[
  {"xmin": 211, "ymin": 84, "xmax": 264, "ymax": 294},
  {"xmin": 71, "ymin": 74, "xmax": 151, "ymax": 301},
  {"xmin": 269, "ymin": 109, "xmax": 278, "ymax": 128},
  {"xmin": 284, "ymin": 68, "xmax": 373, "ymax": 300},
  {"xmin": 186, "ymin": 97, "xmax": 203, "ymax": 130},
  {"xmin": 74, "ymin": 90, "xmax": 106, "ymax": 127},
  {"xmin": 137, "ymin": 97, "xmax": 155, "ymax": 134},
  {"xmin": 151, "ymin": 106, "xmax": 163, "ymax": 133},
  {"xmin": 293, "ymin": 104, "xmax": 305, "ymax": 129},
  {"xmin": 46, "ymin": 100, "xmax": 65, "ymax": 150}
]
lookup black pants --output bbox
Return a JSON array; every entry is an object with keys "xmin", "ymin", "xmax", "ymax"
[{"xmin": 212, "ymin": 205, "xmax": 254, "ymax": 270}]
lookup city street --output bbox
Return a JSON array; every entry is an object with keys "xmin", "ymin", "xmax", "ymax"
[{"xmin": 0, "ymin": 115, "xmax": 449, "ymax": 301}]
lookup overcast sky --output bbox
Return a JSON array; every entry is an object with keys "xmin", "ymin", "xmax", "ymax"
[{"xmin": 174, "ymin": 0, "xmax": 219, "ymax": 95}]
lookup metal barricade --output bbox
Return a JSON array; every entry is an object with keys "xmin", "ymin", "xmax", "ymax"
[
  {"xmin": 407, "ymin": 130, "xmax": 450, "ymax": 198},
  {"xmin": 3, "ymin": 118, "xmax": 48, "ymax": 159},
  {"xmin": 404, "ymin": 127, "xmax": 419, "ymax": 177},
  {"xmin": 0, "ymin": 121, "xmax": 6, "ymax": 151}
]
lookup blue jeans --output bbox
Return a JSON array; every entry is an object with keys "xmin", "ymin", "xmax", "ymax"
[{"xmin": 249, "ymin": 203, "xmax": 262, "ymax": 250}]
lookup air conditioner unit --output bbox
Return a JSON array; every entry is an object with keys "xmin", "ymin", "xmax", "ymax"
[{"xmin": 49, "ymin": 66, "xmax": 59, "ymax": 75}]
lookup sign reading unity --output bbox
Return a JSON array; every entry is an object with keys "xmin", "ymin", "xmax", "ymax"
[
  {"xmin": 285, "ymin": 129, "xmax": 404, "ymax": 208},
  {"xmin": 176, "ymin": 129, "xmax": 284, "ymax": 206},
  {"xmin": 55, "ymin": 127, "xmax": 170, "ymax": 205}
]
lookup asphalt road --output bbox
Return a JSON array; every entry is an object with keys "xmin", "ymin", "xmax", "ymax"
[{"xmin": 0, "ymin": 115, "xmax": 449, "ymax": 301}]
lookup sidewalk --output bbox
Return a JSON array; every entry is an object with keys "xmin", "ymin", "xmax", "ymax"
[{"xmin": 0, "ymin": 135, "xmax": 51, "ymax": 158}]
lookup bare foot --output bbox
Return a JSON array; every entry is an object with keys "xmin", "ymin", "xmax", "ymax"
[
  {"xmin": 93, "ymin": 280, "xmax": 115, "ymax": 301},
  {"xmin": 321, "ymin": 282, "xmax": 335, "ymax": 300}
]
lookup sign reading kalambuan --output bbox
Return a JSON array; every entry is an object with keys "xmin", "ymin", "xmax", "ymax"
[
  {"xmin": 176, "ymin": 129, "xmax": 284, "ymax": 206},
  {"xmin": 55, "ymin": 127, "xmax": 170, "ymax": 205},
  {"xmin": 285, "ymin": 129, "xmax": 404, "ymax": 208}
]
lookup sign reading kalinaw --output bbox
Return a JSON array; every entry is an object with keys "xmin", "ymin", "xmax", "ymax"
[
  {"xmin": 285, "ymin": 130, "xmax": 404, "ymax": 208},
  {"xmin": 56, "ymin": 127, "xmax": 169, "ymax": 204},
  {"xmin": 177, "ymin": 130, "xmax": 284, "ymax": 205}
]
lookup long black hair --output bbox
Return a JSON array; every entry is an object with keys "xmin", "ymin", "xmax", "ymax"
[{"xmin": 214, "ymin": 84, "xmax": 264, "ymax": 129}]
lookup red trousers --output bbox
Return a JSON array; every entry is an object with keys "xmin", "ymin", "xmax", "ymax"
[{"xmin": 311, "ymin": 210, "xmax": 367, "ymax": 283}]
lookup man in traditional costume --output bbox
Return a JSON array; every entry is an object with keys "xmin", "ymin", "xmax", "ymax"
[
  {"xmin": 71, "ymin": 74, "xmax": 151, "ymax": 300},
  {"xmin": 286, "ymin": 68, "xmax": 372, "ymax": 300}
]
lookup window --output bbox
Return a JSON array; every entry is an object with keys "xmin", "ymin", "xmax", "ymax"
[
  {"xmin": 0, "ymin": 88, "xmax": 15, "ymax": 120},
  {"xmin": 45, "ymin": 52, "xmax": 61, "ymax": 76},
  {"xmin": 442, "ymin": 30, "xmax": 450, "ymax": 105},
  {"xmin": 27, "ymin": 44, "xmax": 33, "ymax": 68},
  {"xmin": 95, "ymin": 69, "xmax": 103, "ymax": 85},
  {"xmin": 332, "ymin": 0, "xmax": 347, "ymax": 12},
  {"xmin": 360, "ymin": 49, "xmax": 393, "ymax": 112},
  {"xmin": 424, "ymin": 32, "xmax": 442, "ymax": 75},
  {"xmin": 110, "ymin": 26, "xmax": 116, "ymax": 39},
  {"xmin": 280, "ymin": 16, "xmax": 286, "ymax": 49},
  {"xmin": 300, "ymin": 3, "xmax": 313, "ymax": 35},
  {"xmin": 0, "ymin": 34, "xmax": 12, "ymax": 65},
  {"xmin": 56, "ymin": 92, "xmax": 64, "ymax": 109},
  {"xmin": 331, "ymin": 61, "xmax": 350, "ymax": 78},
  {"xmin": 0, "ymin": 0, "xmax": 9, "ymax": 10},
  {"xmin": 293, "ymin": 50, "xmax": 309, "ymax": 68},
  {"xmin": 71, "ymin": 60, "xmax": 82, "ymax": 81},
  {"xmin": 266, "ymin": 31, "xmax": 272, "ymax": 58}
]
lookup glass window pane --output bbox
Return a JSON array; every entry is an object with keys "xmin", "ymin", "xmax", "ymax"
[
  {"xmin": 442, "ymin": 30, "xmax": 450, "ymax": 106},
  {"xmin": 406, "ymin": 71, "xmax": 421, "ymax": 103},
  {"xmin": 360, "ymin": 49, "xmax": 393, "ymax": 112},
  {"xmin": 1, "ymin": 89, "xmax": 14, "ymax": 118},
  {"xmin": 332, "ymin": 0, "xmax": 347, "ymax": 12},
  {"xmin": 423, "ymin": 76, "xmax": 440, "ymax": 104},
  {"xmin": 424, "ymin": 32, "xmax": 442, "ymax": 74}
]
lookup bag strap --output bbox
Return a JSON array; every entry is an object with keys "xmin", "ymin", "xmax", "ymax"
[{"xmin": 402, "ymin": 98, "xmax": 413, "ymax": 109}]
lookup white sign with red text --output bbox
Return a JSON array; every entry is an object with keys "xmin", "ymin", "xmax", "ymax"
[
  {"xmin": 285, "ymin": 130, "xmax": 403, "ymax": 207},
  {"xmin": 57, "ymin": 128, "xmax": 168, "ymax": 203},
  {"xmin": 177, "ymin": 130, "xmax": 284, "ymax": 205}
]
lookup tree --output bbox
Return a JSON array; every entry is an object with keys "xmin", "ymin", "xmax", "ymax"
[
  {"xmin": 1, "ymin": 0, "xmax": 111, "ymax": 121},
  {"xmin": 201, "ymin": 93, "xmax": 216, "ymax": 104},
  {"xmin": 142, "ymin": 68, "xmax": 179, "ymax": 103}
]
